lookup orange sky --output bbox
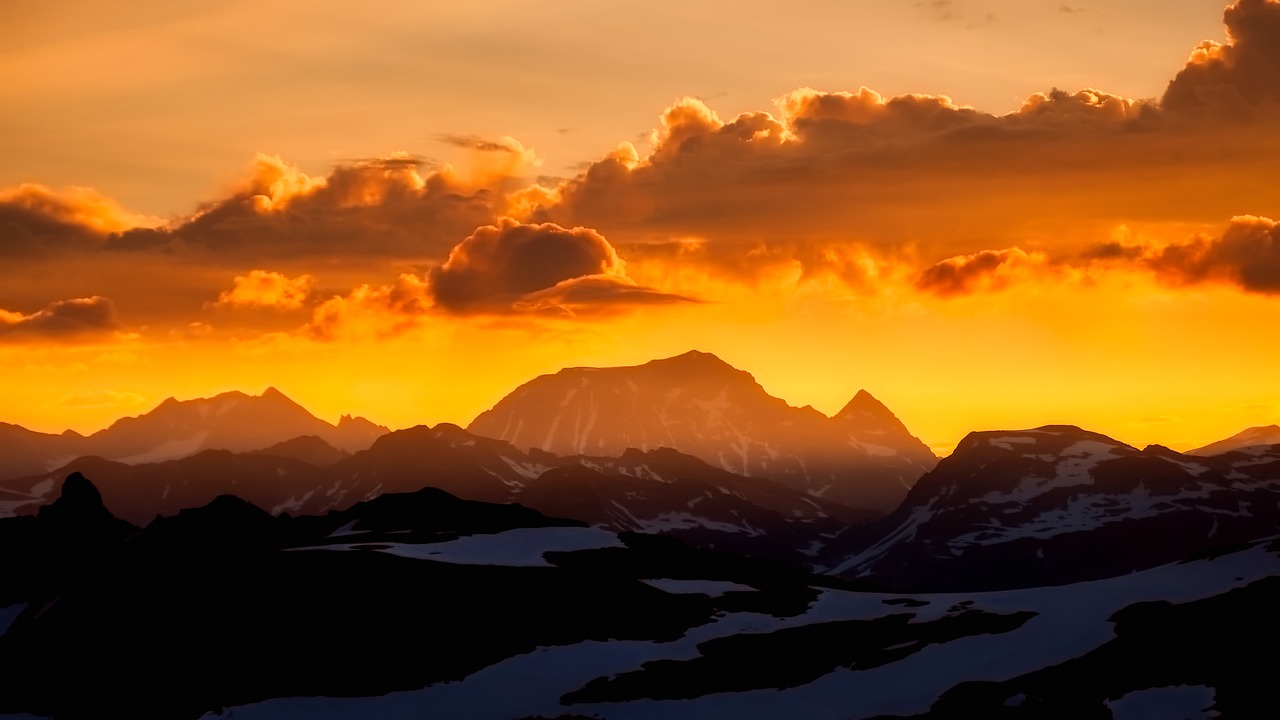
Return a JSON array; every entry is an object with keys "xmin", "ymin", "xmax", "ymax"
[{"xmin": 2, "ymin": 0, "xmax": 1278, "ymax": 455}]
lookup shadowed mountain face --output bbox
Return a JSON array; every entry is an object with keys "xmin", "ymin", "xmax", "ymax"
[
  {"xmin": 468, "ymin": 351, "xmax": 937, "ymax": 512},
  {"xmin": 4, "ymin": 475, "xmax": 1278, "ymax": 720},
  {"xmin": 822, "ymin": 425, "xmax": 1280, "ymax": 591},
  {"xmin": 0, "ymin": 425, "xmax": 861, "ymax": 566},
  {"xmin": 1189, "ymin": 424, "xmax": 1280, "ymax": 456},
  {"xmin": 0, "ymin": 389, "xmax": 387, "ymax": 480}
]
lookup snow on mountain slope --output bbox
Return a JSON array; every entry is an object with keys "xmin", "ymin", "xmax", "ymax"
[
  {"xmin": 821, "ymin": 425, "xmax": 1280, "ymax": 590},
  {"xmin": 468, "ymin": 351, "xmax": 936, "ymax": 512},
  {"xmin": 198, "ymin": 538, "xmax": 1280, "ymax": 720}
]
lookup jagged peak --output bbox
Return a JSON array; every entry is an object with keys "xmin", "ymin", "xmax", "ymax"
[{"xmin": 834, "ymin": 389, "xmax": 892, "ymax": 419}]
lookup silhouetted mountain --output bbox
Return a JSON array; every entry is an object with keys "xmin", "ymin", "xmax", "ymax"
[
  {"xmin": 822, "ymin": 425, "xmax": 1280, "ymax": 591},
  {"xmin": 0, "ymin": 480, "xmax": 832, "ymax": 719},
  {"xmin": 0, "ymin": 388, "xmax": 388, "ymax": 481},
  {"xmin": 248, "ymin": 435, "xmax": 350, "ymax": 466},
  {"xmin": 468, "ymin": 350, "xmax": 936, "ymax": 512},
  {"xmin": 0, "ymin": 472, "xmax": 137, "ymax": 605},
  {"xmin": 1188, "ymin": 424, "xmax": 1280, "ymax": 456},
  {"xmin": 3, "ymin": 475, "xmax": 1276, "ymax": 720}
]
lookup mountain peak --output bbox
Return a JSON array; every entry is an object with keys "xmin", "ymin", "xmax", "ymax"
[
  {"xmin": 1188, "ymin": 424, "xmax": 1280, "ymax": 456},
  {"xmin": 36, "ymin": 471, "xmax": 120, "ymax": 526}
]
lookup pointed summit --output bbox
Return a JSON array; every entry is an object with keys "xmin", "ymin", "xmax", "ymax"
[{"xmin": 834, "ymin": 390, "xmax": 908, "ymax": 432}]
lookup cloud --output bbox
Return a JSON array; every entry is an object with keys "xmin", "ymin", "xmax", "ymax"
[
  {"xmin": 428, "ymin": 219, "xmax": 687, "ymax": 313},
  {"xmin": 0, "ymin": 184, "xmax": 161, "ymax": 257},
  {"xmin": 1093, "ymin": 215, "xmax": 1280, "ymax": 293},
  {"xmin": 304, "ymin": 273, "xmax": 432, "ymax": 341},
  {"xmin": 0, "ymin": 296, "xmax": 121, "ymax": 339},
  {"xmin": 1163, "ymin": 0, "xmax": 1280, "ymax": 111},
  {"xmin": 916, "ymin": 248, "xmax": 1052, "ymax": 296},
  {"xmin": 213, "ymin": 270, "xmax": 315, "ymax": 310}
]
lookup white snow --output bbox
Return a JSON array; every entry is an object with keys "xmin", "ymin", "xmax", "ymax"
[
  {"xmin": 303, "ymin": 527, "xmax": 624, "ymax": 567},
  {"xmin": 115, "ymin": 431, "xmax": 211, "ymax": 464},
  {"xmin": 977, "ymin": 440, "xmax": 1120, "ymax": 505},
  {"xmin": 202, "ymin": 541, "xmax": 1280, "ymax": 720},
  {"xmin": 636, "ymin": 512, "xmax": 756, "ymax": 536},
  {"xmin": 987, "ymin": 435, "xmax": 1037, "ymax": 451},
  {"xmin": 827, "ymin": 500, "xmax": 937, "ymax": 576},
  {"xmin": 1106, "ymin": 685, "xmax": 1218, "ymax": 719},
  {"xmin": 640, "ymin": 579, "xmax": 757, "ymax": 596},
  {"xmin": 949, "ymin": 481, "xmax": 1246, "ymax": 548},
  {"xmin": 0, "ymin": 604, "xmax": 25, "ymax": 638},
  {"xmin": 499, "ymin": 455, "xmax": 550, "ymax": 481},
  {"xmin": 270, "ymin": 490, "xmax": 315, "ymax": 516}
]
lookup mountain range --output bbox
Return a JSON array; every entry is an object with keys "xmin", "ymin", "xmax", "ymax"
[{"xmin": 0, "ymin": 387, "xmax": 387, "ymax": 479}]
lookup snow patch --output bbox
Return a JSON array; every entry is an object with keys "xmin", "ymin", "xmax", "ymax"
[
  {"xmin": 1106, "ymin": 685, "xmax": 1218, "ymax": 720},
  {"xmin": 115, "ymin": 431, "xmax": 211, "ymax": 464},
  {"xmin": 0, "ymin": 604, "xmax": 26, "ymax": 638},
  {"xmin": 640, "ymin": 579, "xmax": 757, "ymax": 596},
  {"xmin": 305, "ymin": 527, "xmax": 624, "ymax": 567}
]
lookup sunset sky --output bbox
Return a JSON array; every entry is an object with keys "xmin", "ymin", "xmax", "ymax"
[{"xmin": 3, "ymin": 0, "xmax": 1278, "ymax": 454}]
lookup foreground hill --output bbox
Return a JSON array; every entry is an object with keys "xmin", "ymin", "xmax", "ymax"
[
  {"xmin": 0, "ymin": 388, "xmax": 387, "ymax": 480},
  {"xmin": 468, "ymin": 350, "xmax": 936, "ymax": 512},
  {"xmin": 3, "ymin": 475, "xmax": 1276, "ymax": 719},
  {"xmin": 822, "ymin": 425, "xmax": 1280, "ymax": 591}
]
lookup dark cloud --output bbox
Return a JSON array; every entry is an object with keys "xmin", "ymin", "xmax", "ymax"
[
  {"xmin": 428, "ymin": 219, "xmax": 687, "ymax": 313},
  {"xmin": 1163, "ymin": 0, "xmax": 1280, "ymax": 111},
  {"xmin": 1145, "ymin": 215, "xmax": 1280, "ymax": 293},
  {"xmin": 0, "ymin": 296, "xmax": 120, "ymax": 339}
]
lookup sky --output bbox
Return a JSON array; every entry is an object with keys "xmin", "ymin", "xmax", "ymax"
[{"xmin": 2, "ymin": 0, "xmax": 1278, "ymax": 454}]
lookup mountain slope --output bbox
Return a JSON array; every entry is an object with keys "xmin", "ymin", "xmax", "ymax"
[
  {"xmin": 822, "ymin": 425, "xmax": 1280, "ymax": 591},
  {"xmin": 0, "ymin": 389, "xmax": 388, "ymax": 481},
  {"xmin": 1188, "ymin": 424, "xmax": 1280, "ymax": 456},
  {"xmin": 468, "ymin": 350, "xmax": 936, "ymax": 512}
]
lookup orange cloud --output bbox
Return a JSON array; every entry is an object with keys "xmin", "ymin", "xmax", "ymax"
[
  {"xmin": 304, "ymin": 273, "xmax": 432, "ymax": 341},
  {"xmin": 214, "ymin": 270, "xmax": 316, "ymax": 310},
  {"xmin": 0, "ymin": 296, "xmax": 120, "ymax": 339}
]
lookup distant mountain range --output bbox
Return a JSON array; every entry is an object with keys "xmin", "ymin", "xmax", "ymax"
[
  {"xmin": 469, "ymin": 350, "xmax": 938, "ymax": 512},
  {"xmin": 0, "ymin": 352, "xmax": 1275, "ymax": 580},
  {"xmin": 0, "ymin": 387, "xmax": 387, "ymax": 479}
]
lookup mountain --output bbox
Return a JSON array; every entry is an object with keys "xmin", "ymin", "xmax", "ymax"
[
  {"xmin": 467, "ymin": 350, "xmax": 937, "ymax": 512},
  {"xmin": 248, "ymin": 435, "xmax": 350, "ymax": 466},
  {"xmin": 821, "ymin": 425, "xmax": 1280, "ymax": 591},
  {"xmin": 0, "ymin": 425, "xmax": 860, "ymax": 566},
  {"xmin": 0, "ymin": 423, "xmax": 84, "ymax": 481},
  {"xmin": 0, "ymin": 388, "xmax": 388, "ymax": 481},
  {"xmin": 3, "ymin": 474, "xmax": 1276, "ymax": 719},
  {"xmin": 1188, "ymin": 424, "xmax": 1280, "ymax": 456}
]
